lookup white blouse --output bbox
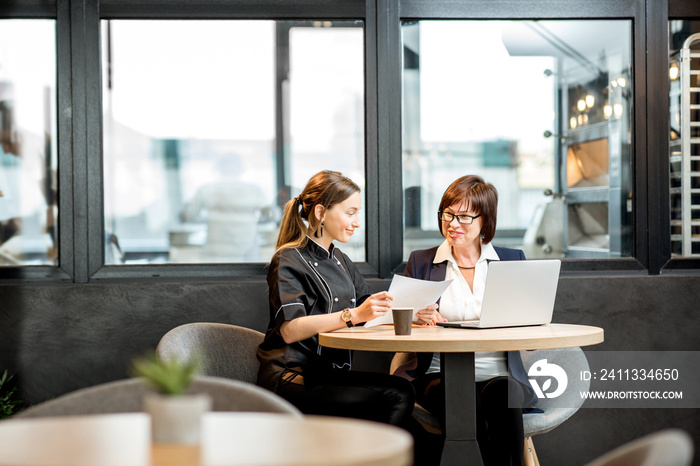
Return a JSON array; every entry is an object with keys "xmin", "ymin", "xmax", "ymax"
[{"xmin": 426, "ymin": 240, "xmax": 509, "ymax": 382}]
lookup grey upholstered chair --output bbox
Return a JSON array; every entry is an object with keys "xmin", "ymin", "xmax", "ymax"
[
  {"xmin": 14, "ymin": 375, "xmax": 302, "ymax": 418},
  {"xmin": 155, "ymin": 322, "xmax": 264, "ymax": 385},
  {"xmin": 583, "ymin": 429, "xmax": 694, "ymax": 466},
  {"xmin": 521, "ymin": 346, "xmax": 591, "ymax": 466}
]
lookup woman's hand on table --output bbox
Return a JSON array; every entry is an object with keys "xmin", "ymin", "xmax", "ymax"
[{"xmin": 414, "ymin": 303, "xmax": 444, "ymax": 326}]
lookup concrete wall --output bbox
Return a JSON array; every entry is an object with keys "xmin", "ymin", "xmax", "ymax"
[{"xmin": 1, "ymin": 273, "xmax": 698, "ymax": 464}]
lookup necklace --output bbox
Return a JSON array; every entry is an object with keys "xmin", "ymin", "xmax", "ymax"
[{"xmin": 451, "ymin": 246, "xmax": 477, "ymax": 271}]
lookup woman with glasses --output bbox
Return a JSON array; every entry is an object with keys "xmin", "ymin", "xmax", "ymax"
[
  {"xmin": 398, "ymin": 174, "xmax": 536, "ymax": 466},
  {"xmin": 256, "ymin": 170, "xmax": 415, "ymax": 429}
]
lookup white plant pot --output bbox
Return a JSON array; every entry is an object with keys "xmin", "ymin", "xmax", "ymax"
[{"xmin": 143, "ymin": 392, "xmax": 212, "ymax": 445}]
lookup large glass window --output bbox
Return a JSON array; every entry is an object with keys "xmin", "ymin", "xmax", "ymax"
[
  {"xmin": 401, "ymin": 20, "xmax": 633, "ymax": 260},
  {"xmin": 102, "ymin": 20, "xmax": 365, "ymax": 265},
  {"xmin": 669, "ymin": 20, "xmax": 700, "ymax": 257},
  {"xmin": 0, "ymin": 20, "xmax": 58, "ymax": 266},
  {"xmin": 287, "ymin": 23, "xmax": 366, "ymax": 261}
]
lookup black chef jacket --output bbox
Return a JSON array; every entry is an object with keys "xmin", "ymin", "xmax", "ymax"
[{"xmin": 257, "ymin": 238, "xmax": 372, "ymax": 391}]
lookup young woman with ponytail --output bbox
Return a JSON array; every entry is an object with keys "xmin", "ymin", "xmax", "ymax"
[{"xmin": 256, "ymin": 170, "xmax": 416, "ymax": 427}]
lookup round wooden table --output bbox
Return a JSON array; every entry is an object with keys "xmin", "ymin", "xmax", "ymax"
[
  {"xmin": 320, "ymin": 323, "xmax": 604, "ymax": 466},
  {"xmin": 0, "ymin": 412, "xmax": 413, "ymax": 466}
]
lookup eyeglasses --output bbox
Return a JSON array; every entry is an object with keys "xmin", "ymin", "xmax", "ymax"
[{"xmin": 438, "ymin": 211, "xmax": 481, "ymax": 225}]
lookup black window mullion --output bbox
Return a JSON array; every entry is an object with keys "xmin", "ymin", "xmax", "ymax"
[
  {"xmin": 0, "ymin": 1, "xmax": 56, "ymax": 18},
  {"xmin": 87, "ymin": 1, "xmax": 104, "ymax": 277},
  {"xmin": 274, "ymin": 22, "xmax": 289, "ymax": 211},
  {"xmin": 56, "ymin": 0, "xmax": 76, "ymax": 280},
  {"xmin": 631, "ymin": 0, "xmax": 651, "ymax": 271},
  {"xmin": 68, "ymin": 0, "xmax": 97, "ymax": 283},
  {"xmin": 376, "ymin": 0, "xmax": 403, "ymax": 278},
  {"xmin": 399, "ymin": 0, "xmax": 638, "ymax": 19},
  {"xmin": 669, "ymin": 0, "xmax": 700, "ymax": 17},
  {"xmin": 364, "ymin": 0, "xmax": 380, "ymax": 277},
  {"xmin": 99, "ymin": 0, "xmax": 365, "ymax": 19},
  {"xmin": 645, "ymin": 0, "xmax": 670, "ymax": 274}
]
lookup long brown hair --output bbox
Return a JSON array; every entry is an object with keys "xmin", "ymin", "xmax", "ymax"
[
  {"xmin": 438, "ymin": 175, "xmax": 498, "ymax": 244},
  {"xmin": 275, "ymin": 170, "xmax": 361, "ymax": 253}
]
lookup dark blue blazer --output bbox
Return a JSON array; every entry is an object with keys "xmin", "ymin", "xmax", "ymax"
[{"xmin": 405, "ymin": 245, "xmax": 537, "ymax": 408}]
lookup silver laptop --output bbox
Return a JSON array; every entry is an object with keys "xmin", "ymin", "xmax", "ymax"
[{"xmin": 436, "ymin": 259, "xmax": 561, "ymax": 329}]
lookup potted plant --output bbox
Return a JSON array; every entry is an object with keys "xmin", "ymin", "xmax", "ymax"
[
  {"xmin": 0, "ymin": 370, "xmax": 25, "ymax": 419},
  {"xmin": 130, "ymin": 353, "xmax": 211, "ymax": 445}
]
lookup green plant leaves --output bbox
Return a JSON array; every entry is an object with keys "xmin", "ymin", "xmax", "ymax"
[
  {"xmin": 0, "ymin": 370, "xmax": 25, "ymax": 419},
  {"xmin": 130, "ymin": 353, "xmax": 200, "ymax": 396}
]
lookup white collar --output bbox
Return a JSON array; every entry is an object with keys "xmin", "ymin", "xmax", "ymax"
[{"xmin": 433, "ymin": 239, "xmax": 500, "ymax": 265}]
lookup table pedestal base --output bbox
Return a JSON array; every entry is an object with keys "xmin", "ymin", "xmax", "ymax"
[
  {"xmin": 441, "ymin": 352, "xmax": 483, "ymax": 466},
  {"xmin": 442, "ymin": 438, "xmax": 483, "ymax": 465}
]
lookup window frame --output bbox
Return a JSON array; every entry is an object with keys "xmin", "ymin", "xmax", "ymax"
[
  {"xmin": 95, "ymin": 1, "xmax": 379, "ymax": 282},
  {"xmin": 0, "ymin": 2, "xmax": 71, "ymax": 281},
  {"xmin": 2, "ymin": 0, "xmax": 697, "ymax": 282},
  {"xmin": 390, "ymin": 0, "xmax": 655, "ymax": 276},
  {"xmin": 0, "ymin": 0, "xmax": 380, "ymax": 282}
]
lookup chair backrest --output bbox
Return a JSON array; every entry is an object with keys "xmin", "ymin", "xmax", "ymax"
[
  {"xmin": 583, "ymin": 429, "xmax": 694, "ymax": 466},
  {"xmin": 521, "ymin": 346, "xmax": 591, "ymax": 436},
  {"xmin": 14, "ymin": 375, "xmax": 302, "ymax": 419},
  {"xmin": 155, "ymin": 322, "xmax": 264, "ymax": 384}
]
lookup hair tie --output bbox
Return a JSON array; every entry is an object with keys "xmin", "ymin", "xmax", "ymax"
[{"xmin": 295, "ymin": 196, "xmax": 308, "ymax": 219}]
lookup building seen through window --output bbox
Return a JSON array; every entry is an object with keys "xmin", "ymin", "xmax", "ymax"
[
  {"xmin": 0, "ymin": 20, "xmax": 57, "ymax": 267},
  {"xmin": 401, "ymin": 20, "xmax": 633, "ymax": 260},
  {"xmin": 102, "ymin": 20, "xmax": 365, "ymax": 265},
  {"xmin": 669, "ymin": 20, "xmax": 700, "ymax": 258}
]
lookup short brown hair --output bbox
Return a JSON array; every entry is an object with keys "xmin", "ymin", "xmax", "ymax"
[{"xmin": 437, "ymin": 175, "xmax": 498, "ymax": 244}]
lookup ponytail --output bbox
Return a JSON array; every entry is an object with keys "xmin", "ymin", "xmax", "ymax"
[{"xmin": 275, "ymin": 196, "xmax": 309, "ymax": 252}]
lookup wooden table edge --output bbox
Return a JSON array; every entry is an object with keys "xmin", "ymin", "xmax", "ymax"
[{"xmin": 319, "ymin": 323, "xmax": 604, "ymax": 352}]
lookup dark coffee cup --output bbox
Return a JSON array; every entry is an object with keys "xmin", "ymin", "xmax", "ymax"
[{"xmin": 392, "ymin": 308, "xmax": 413, "ymax": 335}]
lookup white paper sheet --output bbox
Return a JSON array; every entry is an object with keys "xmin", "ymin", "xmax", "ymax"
[{"xmin": 364, "ymin": 275, "xmax": 453, "ymax": 327}]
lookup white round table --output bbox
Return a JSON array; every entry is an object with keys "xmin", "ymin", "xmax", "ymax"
[{"xmin": 0, "ymin": 412, "xmax": 413, "ymax": 466}]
